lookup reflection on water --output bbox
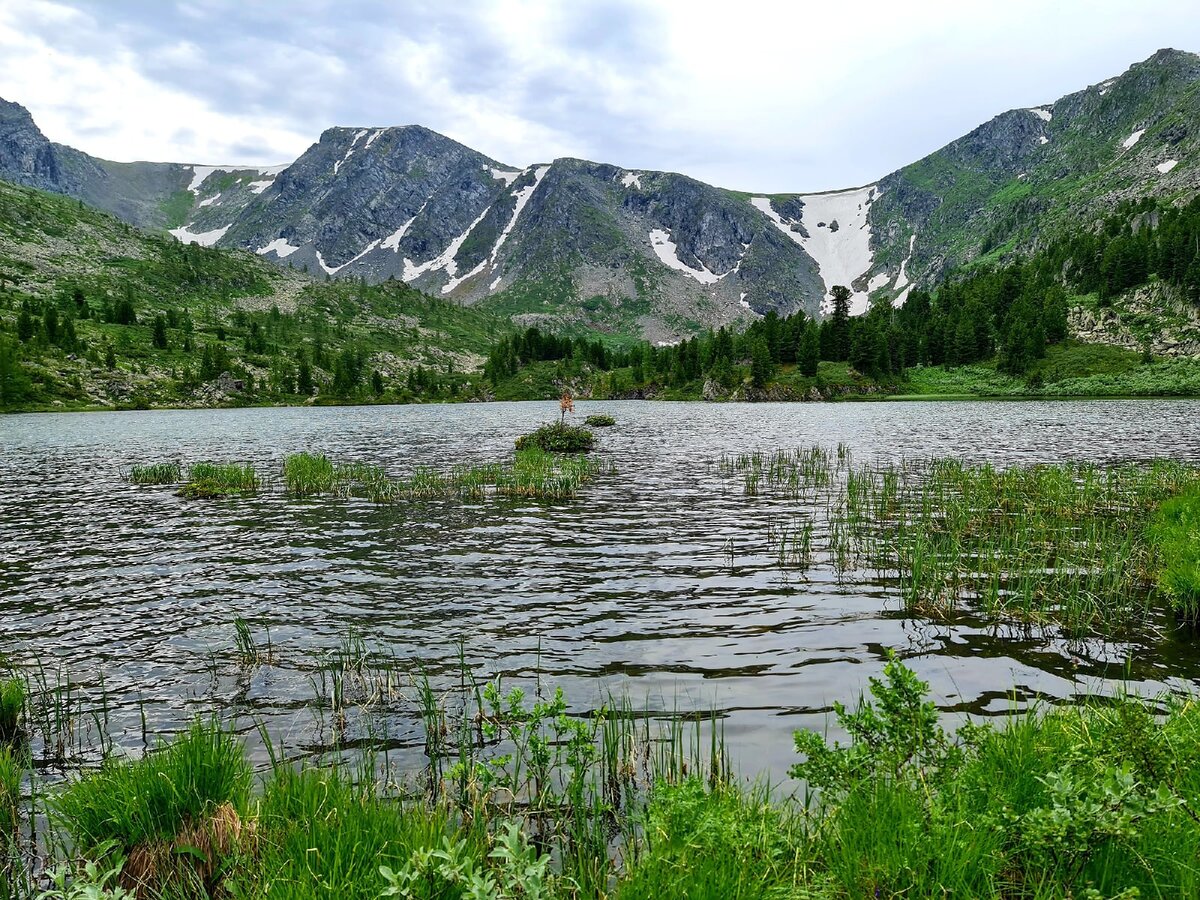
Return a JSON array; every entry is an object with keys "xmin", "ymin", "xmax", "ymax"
[{"xmin": 3, "ymin": 399, "xmax": 1200, "ymax": 778}]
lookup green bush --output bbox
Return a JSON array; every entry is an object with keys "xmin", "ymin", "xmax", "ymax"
[
  {"xmin": 514, "ymin": 423, "xmax": 595, "ymax": 453},
  {"xmin": 582, "ymin": 414, "xmax": 615, "ymax": 427}
]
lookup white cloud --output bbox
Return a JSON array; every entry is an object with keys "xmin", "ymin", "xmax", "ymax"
[{"xmin": 2, "ymin": 0, "xmax": 1200, "ymax": 190}]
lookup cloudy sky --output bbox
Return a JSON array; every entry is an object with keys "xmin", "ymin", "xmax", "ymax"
[{"xmin": 3, "ymin": 0, "xmax": 1200, "ymax": 192}]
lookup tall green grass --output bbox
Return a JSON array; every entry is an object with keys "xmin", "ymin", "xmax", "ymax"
[
  {"xmin": 723, "ymin": 447, "xmax": 1200, "ymax": 636},
  {"xmin": 8, "ymin": 647, "xmax": 1200, "ymax": 898},
  {"xmin": 52, "ymin": 719, "xmax": 251, "ymax": 854},
  {"xmin": 127, "ymin": 462, "xmax": 181, "ymax": 485},
  {"xmin": 282, "ymin": 448, "xmax": 607, "ymax": 502},
  {"xmin": 0, "ymin": 679, "xmax": 22, "ymax": 744},
  {"xmin": 1150, "ymin": 484, "xmax": 1200, "ymax": 620}
]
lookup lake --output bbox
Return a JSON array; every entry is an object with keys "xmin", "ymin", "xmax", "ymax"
[{"xmin": 3, "ymin": 399, "xmax": 1200, "ymax": 779}]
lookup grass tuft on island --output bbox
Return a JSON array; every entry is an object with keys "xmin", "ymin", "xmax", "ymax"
[
  {"xmin": 515, "ymin": 422, "xmax": 596, "ymax": 453},
  {"xmin": 583, "ymin": 414, "xmax": 616, "ymax": 427},
  {"xmin": 283, "ymin": 448, "xmax": 605, "ymax": 502}
]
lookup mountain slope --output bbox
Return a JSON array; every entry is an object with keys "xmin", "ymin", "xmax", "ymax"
[
  {"xmin": 4, "ymin": 48, "xmax": 1200, "ymax": 341},
  {"xmin": 0, "ymin": 178, "xmax": 503, "ymax": 410},
  {"xmin": 864, "ymin": 48, "xmax": 1200, "ymax": 301}
]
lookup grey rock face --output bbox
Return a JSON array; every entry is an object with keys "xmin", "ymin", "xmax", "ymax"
[{"xmin": 5, "ymin": 47, "xmax": 1200, "ymax": 337}]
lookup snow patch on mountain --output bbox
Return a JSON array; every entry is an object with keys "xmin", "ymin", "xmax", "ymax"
[
  {"xmin": 1029, "ymin": 107, "xmax": 1052, "ymax": 122},
  {"xmin": 1122, "ymin": 129, "xmax": 1146, "ymax": 150},
  {"xmin": 1039, "ymin": 135, "xmax": 1049, "ymax": 145},
  {"xmin": 364, "ymin": 129, "xmax": 385, "ymax": 149},
  {"xmin": 186, "ymin": 164, "xmax": 287, "ymax": 193},
  {"xmin": 317, "ymin": 239, "xmax": 382, "ymax": 276},
  {"xmin": 333, "ymin": 129, "xmax": 369, "ymax": 176},
  {"xmin": 620, "ymin": 172, "xmax": 642, "ymax": 189},
  {"xmin": 749, "ymin": 196, "xmax": 801, "ymax": 240},
  {"xmin": 404, "ymin": 205, "xmax": 493, "ymax": 283},
  {"xmin": 198, "ymin": 193, "xmax": 220, "ymax": 208},
  {"xmin": 247, "ymin": 180, "xmax": 273, "ymax": 194},
  {"xmin": 256, "ymin": 237, "xmax": 300, "ymax": 258},
  {"xmin": 490, "ymin": 165, "xmax": 550, "ymax": 265},
  {"xmin": 1098, "ymin": 78, "xmax": 1116, "ymax": 96},
  {"xmin": 894, "ymin": 233, "xmax": 916, "ymax": 292},
  {"xmin": 487, "ymin": 165, "xmax": 520, "ymax": 186},
  {"xmin": 170, "ymin": 224, "xmax": 229, "ymax": 246},
  {"xmin": 648, "ymin": 229, "xmax": 724, "ymax": 285},
  {"xmin": 1158, "ymin": 159, "xmax": 1179, "ymax": 173},
  {"xmin": 792, "ymin": 186, "xmax": 879, "ymax": 315},
  {"xmin": 382, "ymin": 199, "xmax": 430, "ymax": 252}
]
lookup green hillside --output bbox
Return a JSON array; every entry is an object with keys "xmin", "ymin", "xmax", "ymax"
[{"xmin": 0, "ymin": 180, "xmax": 506, "ymax": 411}]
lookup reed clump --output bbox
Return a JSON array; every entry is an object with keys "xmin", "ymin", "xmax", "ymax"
[
  {"xmin": 127, "ymin": 462, "xmax": 181, "ymax": 485},
  {"xmin": 52, "ymin": 719, "xmax": 252, "ymax": 894},
  {"xmin": 178, "ymin": 462, "xmax": 259, "ymax": 499},
  {"xmin": 722, "ymin": 446, "xmax": 1200, "ymax": 636},
  {"xmin": 281, "ymin": 448, "xmax": 606, "ymax": 503}
]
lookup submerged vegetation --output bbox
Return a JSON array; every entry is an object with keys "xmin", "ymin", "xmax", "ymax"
[{"xmin": 722, "ymin": 447, "xmax": 1200, "ymax": 636}]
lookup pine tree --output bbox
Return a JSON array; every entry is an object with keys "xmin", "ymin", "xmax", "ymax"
[
  {"xmin": 830, "ymin": 286, "xmax": 852, "ymax": 361},
  {"xmin": 152, "ymin": 315, "xmax": 169, "ymax": 350}
]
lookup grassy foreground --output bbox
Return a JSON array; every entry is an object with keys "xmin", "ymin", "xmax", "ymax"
[{"xmin": 4, "ymin": 658, "xmax": 1200, "ymax": 898}]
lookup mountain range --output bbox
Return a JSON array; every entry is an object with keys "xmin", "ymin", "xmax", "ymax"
[{"xmin": 2, "ymin": 47, "xmax": 1199, "ymax": 341}]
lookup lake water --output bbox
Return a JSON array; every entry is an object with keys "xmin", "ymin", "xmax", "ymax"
[{"xmin": 3, "ymin": 399, "xmax": 1200, "ymax": 779}]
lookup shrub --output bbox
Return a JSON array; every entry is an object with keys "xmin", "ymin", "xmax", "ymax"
[
  {"xmin": 583, "ymin": 414, "xmax": 615, "ymax": 427},
  {"xmin": 514, "ymin": 423, "xmax": 595, "ymax": 453}
]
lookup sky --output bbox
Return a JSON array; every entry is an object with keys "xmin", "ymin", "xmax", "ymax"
[{"xmin": 2, "ymin": 0, "xmax": 1200, "ymax": 193}]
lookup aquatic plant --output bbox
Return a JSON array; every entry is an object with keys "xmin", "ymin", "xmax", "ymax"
[
  {"xmin": 724, "ymin": 447, "xmax": 1200, "ymax": 636},
  {"xmin": 514, "ymin": 422, "xmax": 595, "ymax": 453},
  {"xmin": 127, "ymin": 462, "xmax": 181, "ymax": 485},
  {"xmin": 583, "ymin": 414, "xmax": 615, "ymax": 427},
  {"xmin": 178, "ymin": 462, "xmax": 258, "ymax": 499}
]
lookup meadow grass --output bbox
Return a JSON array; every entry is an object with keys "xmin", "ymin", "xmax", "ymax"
[
  {"xmin": 178, "ymin": 462, "xmax": 259, "ymax": 499},
  {"xmin": 126, "ymin": 462, "xmax": 181, "ymax": 485}
]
